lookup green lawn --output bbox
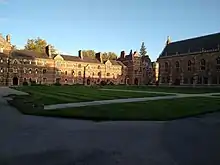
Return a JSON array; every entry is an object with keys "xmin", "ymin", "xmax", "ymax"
[
  {"xmin": 14, "ymin": 85, "xmax": 169, "ymax": 105},
  {"xmin": 12, "ymin": 97, "xmax": 220, "ymax": 121},
  {"xmin": 103, "ymin": 85, "xmax": 220, "ymax": 94}
]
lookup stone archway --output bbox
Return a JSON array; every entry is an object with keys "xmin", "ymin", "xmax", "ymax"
[
  {"xmin": 134, "ymin": 78, "xmax": 138, "ymax": 85},
  {"xmin": 13, "ymin": 77, "xmax": 18, "ymax": 86}
]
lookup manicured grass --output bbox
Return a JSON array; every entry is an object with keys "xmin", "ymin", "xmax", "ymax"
[
  {"xmin": 103, "ymin": 85, "xmax": 220, "ymax": 94},
  {"xmin": 11, "ymin": 96, "xmax": 220, "ymax": 121},
  {"xmin": 14, "ymin": 85, "xmax": 169, "ymax": 105}
]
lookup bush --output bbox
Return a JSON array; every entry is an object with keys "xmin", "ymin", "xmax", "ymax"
[
  {"xmin": 23, "ymin": 81, "xmax": 28, "ymax": 86},
  {"xmin": 108, "ymin": 82, "xmax": 115, "ymax": 85},
  {"xmin": 100, "ymin": 81, "xmax": 107, "ymax": 86},
  {"xmin": 54, "ymin": 82, "xmax": 61, "ymax": 86}
]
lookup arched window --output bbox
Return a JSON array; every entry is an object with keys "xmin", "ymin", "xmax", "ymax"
[
  {"xmin": 78, "ymin": 64, "xmax": 81, "ymax": 68},
  {"xmin": 188, "ymin": 60, "xmax": 191, "ymax": 71},
  {"xmin": 65, "ymin": 71, "xmax": 68, "ymax": 75},
  {"xmin": 98, "ymin": 65, "xmax": 101, "ymax": 69},
  {"xmin": 165, "ymin": 62, "xmax": 169, "ymax": 72},
  {"xmin": 98, "ymin": 71, "xmax": 101, "ymax": 77},
  {"xmin": 78, "ymin": 71, "xmax": 82, "ymax": 77},
  {"xmin": 29, "ymin": 68, "xmax": 32, "ymax": 74},
  {"xmin": 35, "ymin": 68, "xmax": 38, "ymax": 74},
  {"xmin": 176, "ymin": 61, "xmax": 180, "ymax": 68},
  {"xmin": 43, "ymin": 69, "xmax": 47, "ymax": 74},
  {"xmin": 175, "ymin": 61, "xmax": 180, "ymax": 72},
  {"xmin": 0, "ymin": 68, "xmax": 3, "ymax": 73},
  {"xmin": 216, "ymin": 57, "xmax": 220, "ymax": 64},
  {"xmin": 200, "ymin": 59, "xmax": 206, "ymax": 70},
  {"xmin": 72, "ymin": 70, "xmax": 74, "ymax": 75}
]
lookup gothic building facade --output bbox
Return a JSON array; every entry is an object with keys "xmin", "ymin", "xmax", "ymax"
[
  {"xmin": 157, "ymin": 32, "xmax": 220, "ymax": 86},
  {"xmin": 0, "ymin": 33, "xmax": 153, "ymax": 86}
]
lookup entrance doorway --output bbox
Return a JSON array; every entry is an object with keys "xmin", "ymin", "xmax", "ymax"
[
  {"xmin": 13, "ymin": 77, "xmax": 18, "ymax": 86},
  {"xmin": 134, "ymin": 78, "xmax": 138, "ymax": 85},
  {"xmin": 87, "ymin": 79, "xmax": 91, "ymax": 85}
]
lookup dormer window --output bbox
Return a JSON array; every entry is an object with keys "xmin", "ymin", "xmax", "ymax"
[{"xmin": 14, "ymin": 60, "xmax": 18, "ymax": 64}]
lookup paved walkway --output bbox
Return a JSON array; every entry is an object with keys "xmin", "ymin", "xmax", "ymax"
[
  {"xmin": 0, "ymin": 87, "xmax": 220, "ymax": 165},
  {"xmin": 44, "ymin": 88, "xmax": 220, "ymax": 110}
]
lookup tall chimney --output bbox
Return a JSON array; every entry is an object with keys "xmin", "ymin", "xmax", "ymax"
[
  {"xmin": 120, "ymin": 51, "xmax": 125, "ymax": 58},
  {"xmin": 78, "ymin": 50, "xmax": 83, "ymax": 59},
  {"xmin": 95, "ymin": 52, "xmax": 103, "ymax": 63},
  {"xmin": 45, "ymin": 45, "xmax": 52, "ymax": 58},
  {"xmin": 6, "ymin": 34, "xmax": 11, "ymax": 43}
]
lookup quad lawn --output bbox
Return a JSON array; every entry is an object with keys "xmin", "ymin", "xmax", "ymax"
[
  {"xmin": 103, "ymin": 85, "xmax": 220, "ymax": 94},
  {"xmin": 13, "ymin": 85, "xmax": 170, "ymax": 105},
  {"xmin": 12, "ymin": 96, "xmax": 220, "ymax": 121}
]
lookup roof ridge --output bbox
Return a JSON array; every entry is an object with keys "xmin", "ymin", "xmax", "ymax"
[{"xmin": 170, "ymin": 32, "xmax": 220, "ymax": 44}]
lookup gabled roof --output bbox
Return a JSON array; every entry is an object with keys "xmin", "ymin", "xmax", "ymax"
[
  {"xmin": 0, "ymin": 52, "xmax": 8, "ymax": 58},
  {"xmin": 11, "ymin": 50, "xmax": 49, "ymax": 59},
  {"xmin": 60, "ymin": 55, "xmax": 101, "ymax": 63},
  {"xmin": 160, "ymin": 32, "xmax": 220, "ymax": 57}
]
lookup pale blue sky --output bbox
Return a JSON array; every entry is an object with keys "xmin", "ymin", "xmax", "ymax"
[{"xmin": 0, "ymin": 0, "xmax": 220, "ymax": 61}]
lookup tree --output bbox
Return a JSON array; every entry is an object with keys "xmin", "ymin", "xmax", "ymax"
[
  {"xmin": 82, "ymin": 50, "xmax": 96, "ymax": 58},
  {"xmin": 107, "ymin": 52, "xmax": 117, "ymax": 60},
  {"xmin": 24, "ymin": 37, "xmax": 56, "ymax": 54},
  {"xmin": 140, "ymin": 42, "xmax": 147, "ymax": 56}
]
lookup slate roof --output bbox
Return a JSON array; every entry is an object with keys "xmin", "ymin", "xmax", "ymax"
[
  {"xmin": 61, "ymin": 55, "xmax": 101, "ymax": 63},
  {"xmin": 11, "ymin": 50, "xmax": 49, "ymax": 59},
  {"xmin": 0, "ymin": 52, "xmax": 8, "ymax": 57},
  {"xmin": 160, "ymin": 32, "xmax": 220, "ymax": 57}
]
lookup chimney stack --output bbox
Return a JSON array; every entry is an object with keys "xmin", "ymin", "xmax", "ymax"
[
  {"xmin": 120, "ymin": 51, "xmax": 125, "ymax": 58},
  {"xmin": 78, "ymin": 50, "xmax": 83, "ymax": 59},
  {"xmin": 45, "ymin": 45, "xmax": 52, "ymax": 58},
  {"xmin": 6, "ymin": 34, "xmax": 11, "ymax": 43},
  {"xmin": 95, "ymin": 52, "xmax": 103, "ymax": 63}
]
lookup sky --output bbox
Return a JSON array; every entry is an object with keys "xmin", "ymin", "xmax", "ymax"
[{"xmin": 0, "ymin": 0, "xmax": 220, "ymax": 61}]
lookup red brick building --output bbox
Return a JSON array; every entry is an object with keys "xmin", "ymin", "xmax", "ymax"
[{"xmin": 0, "ymin": 33, "xmax": 153, "ymax": 86}]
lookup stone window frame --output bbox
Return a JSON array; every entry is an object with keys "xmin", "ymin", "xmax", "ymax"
[
  {"xmin": 42, "ymin": 69, "xmax": 47, "ymax": 74},
  {"xmin": 200, "ymin": 59, "xmax": 206, "ymax": 71},
  {"xmin": 216, "ymin": 57, "xmax": 220, "ymax": 71},
  {"xmin": 164, "ymin": 62, "xmax": 169, "ymax": 72},
  {"xmin": 13, "ymin": 68, "xmax": 18, "ymax": 73},
  {"xmin": 188, "ymin": 60, "xmax": 192, "ymax": 71},
  {"xmin": 78, "ymin": 71, "xmax": 82, "ymax": 77},
  {"xmin": 35, "ymin": 68, "xmax": 38, "ymax": 74},
  {"xmin": 175, "ymin": 61, "xmax": 180, "ymax": 72},
  {"xmin": 23, "ymin": 68, "xmax": 27, "ymax": 74}
]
